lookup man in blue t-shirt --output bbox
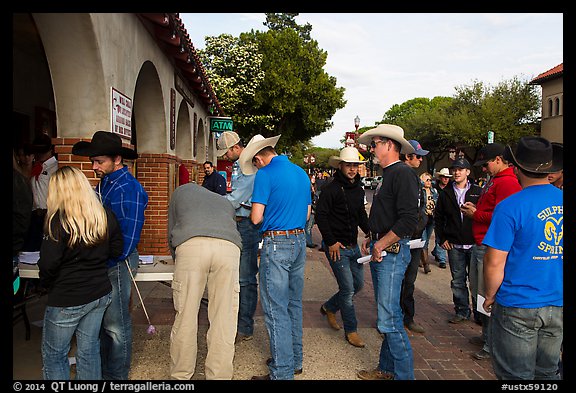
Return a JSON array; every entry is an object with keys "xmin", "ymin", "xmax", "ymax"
[
  {"xmin": 242, "ymin": 134, "xmax": 311, "ymax": 380},
  {"xmin": 482, "ymin": 137, "xmax": 563, "ymax": 380}
]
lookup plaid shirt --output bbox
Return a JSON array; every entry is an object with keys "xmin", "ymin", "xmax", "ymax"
[{"xmin": 97, "ymin": 166, "xmax": 148, "ymax": 267}]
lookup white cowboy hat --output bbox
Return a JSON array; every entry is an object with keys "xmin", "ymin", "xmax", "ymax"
[
  {"xmin": 436, "ymin": 168, "xmax": 453, "ymax": 178},
  {"xmin": 357, "ymin": 124, "xmax": 415, "ymax": 154},
  {"xmin": 239, "ymin": 134, "xmax": 281, "ymax": 175},
  {"xmin": 328, "ymin": 146, "xmax": 366, "ymax": 169}
]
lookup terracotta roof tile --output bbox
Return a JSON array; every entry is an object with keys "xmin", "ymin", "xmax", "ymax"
[{"xmin": 530, "ymin": 63, "xmax": 563, "ymax": 84}]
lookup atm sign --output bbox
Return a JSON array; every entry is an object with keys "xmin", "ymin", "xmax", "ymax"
[{"xmin": 209, "ymin": 117, "xmax": 233, "ymax": 132}]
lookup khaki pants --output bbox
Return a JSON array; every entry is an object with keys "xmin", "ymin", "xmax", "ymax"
[{"xmin": 170, "ymin": 237, "xmax": 240, "ymax": 380}]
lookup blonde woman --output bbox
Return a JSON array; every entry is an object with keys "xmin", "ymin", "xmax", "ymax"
[
  {"xmin": 38, "ymin": 166, "xmax": 123, "ymax": 380},
  {"xmin": 419, "ymin": 172, "xmax": 439, "ymax": 273}
]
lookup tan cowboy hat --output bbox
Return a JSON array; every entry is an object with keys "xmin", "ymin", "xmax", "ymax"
[
  {"xmin": 328, "ymin": 146, "xmax": 366, "ymax": 169},
  {"xmin": 357, "ymin": 124, "xmax": 415, "ymax": 154},
  {"xmin": 239, "ymin": 134, "xmax": 281, "ymax": 175},
  {"xmin": 436, "ymin": 168, "xmax": 453, "ymax": 178}
]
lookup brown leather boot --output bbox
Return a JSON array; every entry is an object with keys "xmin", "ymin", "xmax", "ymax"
[
  {"xmin": 320, "ymin": 305, "xmax": 341, "ymax": 330},
  {"xmin": 345, "ymin": 332, "xmax": 366, "ymax": 348},
  {"xmin": 357, "ymin": 368, "xmax": 394, "ymax": 380},
  {"xmin": 420, "ymin": 248, "xmax": 431, "ymax": 273}
]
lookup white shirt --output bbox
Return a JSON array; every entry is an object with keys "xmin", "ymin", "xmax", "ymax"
[{"xmin": 31, "ymin": 155, "xmax": 58, "ymax": 210}]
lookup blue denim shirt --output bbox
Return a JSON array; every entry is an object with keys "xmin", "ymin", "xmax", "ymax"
[
  {"xmin": 225, "ymin": 160, "xmax": 255, "ymax": 218},
  {"xmin": 97, "ymin": 165, "xmax": 148, "ymax": 267}
]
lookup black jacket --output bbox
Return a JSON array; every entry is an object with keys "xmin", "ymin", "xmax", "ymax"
[
  {"xmin": 434, "ymin": 180, "xmax": 482, "ymax": 245},
  {"xmin": 315, "ymin": 171, "xmax": 370, "ymax": 247},
  {"xmin": 38, "ymin": 207, "xmax": 123, "ymax": 307},
  {"xmin": 202, "ymin": 171, "xmax": 227, "ymax": 195},
  {"xmin": 13, "ymin": 169, "xmax": 33, "ymax": 256}
]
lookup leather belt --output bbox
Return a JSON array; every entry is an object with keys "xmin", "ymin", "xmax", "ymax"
[{"xmin": 262, "ymin": 229, "xmax": 305, "ymax": 238}]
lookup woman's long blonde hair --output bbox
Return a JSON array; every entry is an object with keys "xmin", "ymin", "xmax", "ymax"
[{"xmin": 45, "ymin": 166, "xmax": 109, "ymax": 247}]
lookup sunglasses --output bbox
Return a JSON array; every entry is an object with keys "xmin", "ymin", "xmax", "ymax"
[
  {"xmin": 370, "ymin": 139, "xmax": 388, "ymax": 149},
  {"xmin": 408, "ymin": 154, "xmax": 423, "ymax": 160}
]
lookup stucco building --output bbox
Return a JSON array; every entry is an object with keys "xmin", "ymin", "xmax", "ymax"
[
  {"xmin": 530, "ymin": 63, "xmax": 563, "ymax": 143},
  {"xmin": 13, "ymin": 13, "xmax": 225, "ymax": 256}
]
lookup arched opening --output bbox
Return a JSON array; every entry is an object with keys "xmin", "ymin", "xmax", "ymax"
[
  {"xmin": 12, "ymin": 13, "xmax": 55, "ymax": 148},
  {"xmin": 133, "ymin": 61, "xmax": 166, "ymax": 154}
]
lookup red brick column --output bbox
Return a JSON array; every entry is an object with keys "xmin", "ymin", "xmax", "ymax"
[
  {"xmin": 54, "ymin": 137, "xmax": 174, "ymax": 257},
  {"xmin": 137, "ymin": 154, "xmax": 171, "ymax": 256}
]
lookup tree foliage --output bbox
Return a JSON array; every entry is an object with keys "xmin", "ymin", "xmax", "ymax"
[
  {"xmin": 264, "ymin": 13, "xmax": 312, "ymax": 41},
  {"xmin": 374, "ymin": 77, "xmax": 540, "ymax": 172},
  {"xmin": 198, "ymin": 13, "xmax": 346, "ymax": 155}
]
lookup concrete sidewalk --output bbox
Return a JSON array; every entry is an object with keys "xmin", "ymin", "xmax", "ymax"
[{"xmin": 12, "ymin": 224, "xmax": 496, "ymax": 380}]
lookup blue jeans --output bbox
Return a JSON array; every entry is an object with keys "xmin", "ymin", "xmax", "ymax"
[
  {"xmin": 237, "ymin": 217, "xmax": 262, "ymax": 336},
  {"xmin": 258, "ymin": 232, "xmax": 306, "ymax": 380},
  {"xmin": 427, "ymin": 228, "xmax": 447, "ymax": 266},
  {"xmin": 100, "ymin": 249, "xmax": 139, "ymax": 380},
  {"xmin": 322, "ymin": 243, "xmax": 364, "ymax": 333},
  {"xmin": 305, "ymin": 214, "xmax": 315, "ymax": 246},
  {"xmin": 42, "ymin": 292, "xmax": 112, "ymax": 380},
  {"xmin": 369, "ymin": 238, "xmax": 414, "ymax": 380},
  {"xmin": 447, "ymin": 247, "xmax": 472, "ymax": 318},
  {"xmin": 490, "ymin": 303, "xmax": 563, "ymax": 380},
  {"xmin": 401, "ymin": 248, "xmax": 423, "ymax": 324},
  {"xmin": 470, "ymin": 244, "xmax": 490, "ymax": 348},
  {"xmin": 421, "ymin": 217, "xmax": 434, "ymax": 249}
]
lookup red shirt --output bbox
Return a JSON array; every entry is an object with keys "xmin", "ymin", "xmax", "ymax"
[
  {"xmin": 179, "ymin": 164, "xmax": 190, "ymax": 185},
  {"xmin": 472, "ymin": 166, "xmax": 521, "ymax": 245}
]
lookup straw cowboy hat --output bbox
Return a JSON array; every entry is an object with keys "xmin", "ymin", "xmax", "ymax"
[
  {"xmin": 239, "ymin": 134, "xmax": 281, "ymax": 175},
  {"xmin": 72, "ymin": 131, "xmax": 138, "ymax": 159},
  {"xmin": 328, "ymin": 146, "xmax": 366, "ymax": 169},
  {"xmin": 357, "ymin": 124, "xmax": 415, "ymax": 154},
  {"xmin": 503, "ymin": 136, "xmax": 562, "ymax": 174},
  {"xmin": 436, "ymin": 168, "xmax": 453, "ymax": 178}
]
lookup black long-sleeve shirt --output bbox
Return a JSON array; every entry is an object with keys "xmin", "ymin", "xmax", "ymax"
[
  {"xmin": 38, "ymin": 207, "xmax": 123, "ymax": 307},
  {"xmin": 315, "ymin": 171, "xmax": 370, "ymax": 247},
  {"xmin": 369, "ymin": 161, "xmax": 419, "ymax": 239}
]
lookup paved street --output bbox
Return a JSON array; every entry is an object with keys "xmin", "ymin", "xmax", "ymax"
[{"xmin": 13, "ymin": 189, "xmax": 498, "ymax": 381}]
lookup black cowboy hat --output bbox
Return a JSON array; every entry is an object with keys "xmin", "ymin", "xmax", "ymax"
[
  {"xmin": 72, "ymin": 131, "xmax": 138, "ymax": 159},
  {"xmin": 503, "ymin": 136, "xmax": 562, "ymax": 174}
]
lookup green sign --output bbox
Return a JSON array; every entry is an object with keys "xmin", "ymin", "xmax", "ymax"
[{"xmin": 209, "ymin": 117, "xmax": 233, "ymax": 132}]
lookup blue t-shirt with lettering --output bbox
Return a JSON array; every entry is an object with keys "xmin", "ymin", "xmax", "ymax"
[
  {"xmin": 252, "ymin": 155, "xmax": 311, "ymax": 232},
  {"xmin": 483, "ymin": 184, "xmax": 563, "ymax": 308}
]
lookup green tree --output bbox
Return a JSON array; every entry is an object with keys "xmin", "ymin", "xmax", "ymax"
[
  {"xmin": 197, "ymin": 34, "xmax": 269, "ymax": 134},
  {"xmin": 241, "ymin": 27, "xmax": 346, "ymax": 150},
  {"xmin": 264, "ymin": 13, "xmax": 312, "ymax": 41},
  {"xmin": 372, "ymin": 76, "xmax": 540, "ymax": 172},
  {"xmin": 198, "ymin": 13, "xmax": 346, "ymax": 152}
]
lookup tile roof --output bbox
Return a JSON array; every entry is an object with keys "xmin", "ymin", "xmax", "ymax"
[{"xmin": 529, "ymin": 63, "xmax": 563, "ymax": 85}]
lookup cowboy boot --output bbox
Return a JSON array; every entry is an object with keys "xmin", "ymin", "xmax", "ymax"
[
  {"xmin": 320, "ymin": 305, "xmax": 341, "ymax": 330},
  {"xmin": 345, "ymin": 332, "xmax": 366, "ymax": 348},
  {"xmin": 421, "ymin": 248, "xmax": 431, "ymax": 273}
]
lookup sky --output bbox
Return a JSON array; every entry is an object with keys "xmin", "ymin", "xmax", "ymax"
[{"xmin": 179, "ymin": 13, "xmax": 563, "ymax": 148}]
